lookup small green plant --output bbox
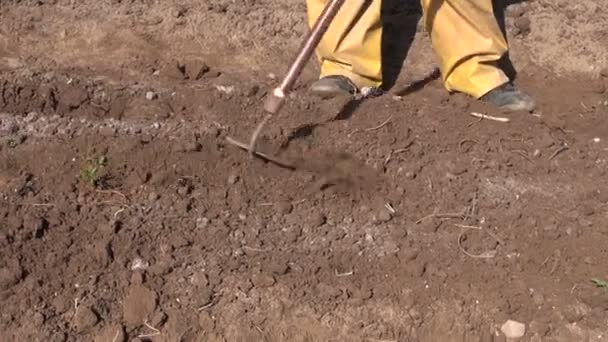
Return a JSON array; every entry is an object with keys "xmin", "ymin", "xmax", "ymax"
[
  {"xmin": 591, "ymin": 278, "xmax": 608, "ymax": 289},
  {"xmin": 80, "ymin": 154, "xmax": 108, "ymax": 188}
]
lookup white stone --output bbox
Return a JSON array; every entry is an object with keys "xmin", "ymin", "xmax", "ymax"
[
  {"xmin": 501, "ymin": 320, "xmax": 526, "ymax": 339},
  {"xmin": 145, "ymin": 91, "xmax": 157, "ymax": 100}
]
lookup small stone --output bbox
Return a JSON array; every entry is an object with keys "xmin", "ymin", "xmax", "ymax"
[
  {"xmin": 531, "ymin": 291, "xmax": 544, "ymax": 306},
  {"xmin": 196, "ymin": 217, "xmax": 210, "ymax": 229},
  {"xmin": 275, "ymin": 201, "xmax": 293, "ymax": 215},
  {"xmin": 405, "ymin": 170, "xmax": 416, "ymax": 179},
  {"xmin": 243, "ymin": 84, "xmax": 260, "ymax": 97},
  {"xmin": 162, "ymin": 61, "xmax": 186, "ymax": 80},
  {"xmin": 204, "ymin": 70, "xmax": 221, "ymax": 79},
  {"xmin": 185, "ymin": 59, "xmax": 210, "ymax": 80},
  {"xmin": 408, "ymin": 307, "xmax": 421, "ymax": 321},
  {"xmin": 145, "ymin": 91, "xmax": 157, "ymax": 100},
  {"xmin": 267, "ymin": 260, "xmax": 289, "ymax": 276},
  {"xmin": 514, "ymin": 17, "xmax": 531, "ymax": 35},
  {"xmin": 130, "ymin": 257, "xmax": 149, "ymax": 271},
  {"xmin": 400, "ymin": 248, "xmax": 419, "ymax": 261},
  {"xmin": 177, "ymin": 186, "xmax": 191, "ymax": 196},
  {"xmin": 506, "ymin": 4, "xmax": 526, "ymax": 17},
  {"xmin": 227, "ymin": 174, "xmax": 239, "ymax": 185},
  {"xmin": 178, "ymin": 140, "xmax": 202, "ymax": 153},
  {"xmin": 591, "ymin": 81, "xmax": 606, "ymax": 94},
  {"xmin": 171, "ymin": 6, "xmax": 186, "ymax": 18},
  {"xmin": 407, "ymin": 260, "xmax": 426, "ymax": 278},
  {"xmin": 28, "ymin": 217, "xmax": 48, "ymax": 239},
  {"xmin": 375, "ymin": 209, "xmax": 392, "ymax": 223},
  {"xmin": 151, "ymin": 311, "xmax": 168, "ymax": 327},
  {"xmin": 74, "ymin": 306, "xmax": 99, "ymax": 333},
  {"xmin": 564, "ymin": 304, "xmax": 587, "ymax": 323},
  {"xmin": 199, "ymin": 311, "xmax": 215, "ymax": 330},
  {"xmin": 99, "ymin": 125, "xmax": 117, "ymax": 137},
  {"xmin": 148, "ymin": 192, "xmax": 160, "ymax": 202},
  {"xmin": 501, "ymin": 320, "xmax": 526, "ymax": 339},
  {"xmin": 565, "ymin": 10, "xmax": 576, "ymax": 20},
  {"xmin": 0, "ymin": 259, "xmax": 24, "ymax": 290},
  {"xmin": 32, "ymin": 312, "xmax": 45, "ymax": 327},
  {"xmin": 311, "ymin": 212, "xmax": 326, "ymax": 227},
  {"xmin": 600, "ymin": 67, "xmax": 608, "ymax": 78},
  {"xmin": 51, "ymin": 297, "xmax": 70, "ymax": 314},
  {"xmin": 0, "ymin": 117, "xmax": 19, "ymax": 135},
  {"xmin": 251, "ymin": 273, "xmax": 275, "ymax": 288}
]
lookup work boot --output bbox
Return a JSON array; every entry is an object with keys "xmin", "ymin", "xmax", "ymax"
[
  {"xmin": 480, "ymin": 82, "xmax": 536, "ymax": 112},
  {"xmin": 310, "ymin": 75, "xmax": 382, "ymax": 99}
]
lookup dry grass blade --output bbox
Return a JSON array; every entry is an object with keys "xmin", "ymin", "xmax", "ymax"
[
  {"xmin": 470, "ymin": 112, "xmax": 510, "ymax": 123},
  {"xmin": 456, "ymin": 224, "xmax": 502, "ymax": 259},
  {"xmin": 458, "ymin": 230, "xmax": 497, "ymax": 258},
  {"xmin": 365, "ymin": 115, "xmax": 393, "ymax": 131}
]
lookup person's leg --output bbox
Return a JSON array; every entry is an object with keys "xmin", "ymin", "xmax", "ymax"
[
  {"xmin": 421, "ymin": 0, "xmax": 535, "ymax": 111},
  {"xmin": 306, "ymin": 0, "xmax": 383, "ymax": 97}
]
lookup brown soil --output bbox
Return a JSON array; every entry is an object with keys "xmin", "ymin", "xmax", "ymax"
[{"xmin": 1, "ymin": 1, "xmax": 608, "ymax": 341}]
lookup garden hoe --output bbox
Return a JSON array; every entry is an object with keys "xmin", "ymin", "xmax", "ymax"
[{"xmin": 226, "ymin": 0, "xmax": 346, "ymax": 160}]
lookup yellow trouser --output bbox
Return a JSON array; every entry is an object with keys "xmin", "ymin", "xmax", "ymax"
[{"xmin": 306, "ymin": 0, "xmax": 510, "ymax": 98}]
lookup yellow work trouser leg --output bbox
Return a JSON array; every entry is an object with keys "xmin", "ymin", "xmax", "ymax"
[
  {"xmin": 306, "ymin": 0, "xmax": 383, "ymax": 89},
  {"xmin": 421, "ymin": 0, "xmax": 510, "ymax": 98},
  {"xmin": 307, "ymin": 0, "xmax": 509, "ymax": 98}
]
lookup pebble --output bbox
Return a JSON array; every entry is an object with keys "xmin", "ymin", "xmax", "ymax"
[
  {"xmin": 196, "ymin": 217, "xmax": 210, "ymax": 229},
  {"xmin": 514, "ymin": 17, "xmax": 531, "ymax": 35},
  {"xmin": 375, "ymin": 209, "xmax": 392, "ymax": 223},
  {"xmin": 0, "ymin": 260, "xmax": 24, "ymax": 290},
  {"xmin": 74, "ymin": 306, "xmax": 99, "ymax": 333},
  {"xmin": 171, "ymin": 6, "xmax": 186, "ymax": 18},
  {"xmin": 501, "ymin": 320, "xmax": 526, "ymax": 339},
  {"xmin": 148, "ymin": 192, "xmax": 160, "ymax": 202},
  {"xmin": 199, "ymin": 311, "xmax": 215, "ymax": 331},
  {"xmin": 275, "ymin": 201, "xmax": 293, "ymax": 215},
  {"xmin": 227, "ymin": 174, "xmax": 239, "ymax": 185},
  {"xmin": 251, "ymin": 273, "xmax": 276, "ymax": 288},
  {"xmin": 591, "ymin": 81, "xmax": 606, "ymax": 94},
  {"xmin": 151, "ymin": 311, "xmax": 168, "ymax": 327},
  {"xmin": 145, "ymin": 91, "xmax": 157, "ymax": 100},
  {"xmin": 130, "ymin": 257, "xmax": 150, "ymax": 271},
  {"xmin": 506, "ymin": 4, "xmax": 526, "ymax": 17},
  {"xmin": 311, "ymin": 212, "xmax": 327, "ymax": 227},
  {"xmin": 564, "ymin": 304, "xmax": 587, "ymax": 323}
]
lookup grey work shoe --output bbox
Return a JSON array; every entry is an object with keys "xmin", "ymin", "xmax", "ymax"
[
  {"xmin": 310, "ymin": 75, "xmax": 383, "ymax": 99},
  {"xmin": 480, "ymin": 82, "xmax": 536, "ymax": 112}
]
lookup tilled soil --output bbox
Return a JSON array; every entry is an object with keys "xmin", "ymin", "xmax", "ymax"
[{"xmin": 1, "ymin": 1, "xmax": 608, "ymax": 341}]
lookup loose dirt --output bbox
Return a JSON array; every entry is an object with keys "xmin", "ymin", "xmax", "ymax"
[{"xmin": 1, "ymin": 0, "xmax": 608, "ymax": 341}]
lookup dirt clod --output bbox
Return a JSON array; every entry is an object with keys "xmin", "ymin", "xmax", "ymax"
[
  {"xmin": 514, "ymin": 17, "xmax": 531, "ymax": 35},
  {"xmin": 185, "ymin": 59, "xmax": 210, "ymax": 80},
  {"xmin": 251, "ymin": 273, "xmax": 276, "ymax": 288},
  {"xmin": 74, "ymin": 306, "xmax": 99, "ymax": 333},
  {"xmin": 123, "ymin": 284, "xmax": 158, "ymax": 326},
  {"xmin": 0, "ymin": 259, "xmax": 24, "ymax": 290}
]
